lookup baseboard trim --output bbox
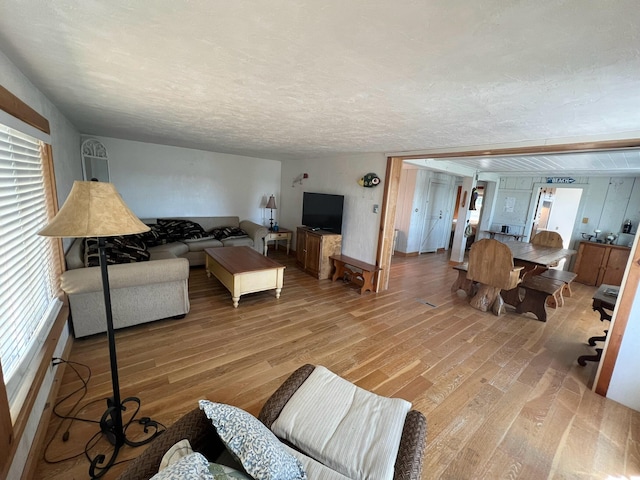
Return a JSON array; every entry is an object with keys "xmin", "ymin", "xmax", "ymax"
[
  {"xmin": 393, "ymin": 251, "xmax": 419, "ymax": 257},
  {"xmin": 21, "ymin": 330, "xmax": 74, "ymax": 480}
]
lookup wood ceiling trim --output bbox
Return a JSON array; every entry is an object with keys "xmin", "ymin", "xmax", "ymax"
[{"xmin": 398, "ymin": 138, "xmax": 640, "ymax": 161}]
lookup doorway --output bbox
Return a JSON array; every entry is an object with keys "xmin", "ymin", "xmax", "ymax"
[
  {"xmin": 531, "ymin": 186, "xmax": 583, "ymax": 249},
  {"xmin": 419, "ymin": 179, "xmax": 451, "ymax": 253}
]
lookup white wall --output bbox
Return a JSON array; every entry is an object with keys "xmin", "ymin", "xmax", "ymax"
[
  {"xmin": 606, "ymin": 233, "xmax": 640, "ymax": 410},
  {"xmin": 2, "ymin": 49, "xmax": 81, "ymax": 479},
  {"xmin": 89, "ymin": 136, "xmax": 282, "ymax": 225},
  {"xmin": 279, "ymin": 153, "xmax": 387, "ymax": 264}
]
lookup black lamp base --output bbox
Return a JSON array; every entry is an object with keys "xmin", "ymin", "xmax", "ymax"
[
  {"xmin": 89, "ymin": 396, "xmax": 163, "ymax": 479},
  {"xmin": 89, "ymin": 238, "xmax": 164, "ymax": 479}
]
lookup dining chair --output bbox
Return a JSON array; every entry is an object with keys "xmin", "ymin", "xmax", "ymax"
[
  {"xmin": 531, "ymin": 231, "xmax": 564, "ymax": 248},
  {"xmin": 467, "ymin": 239, "xmax": 523, "ymax": 314}
]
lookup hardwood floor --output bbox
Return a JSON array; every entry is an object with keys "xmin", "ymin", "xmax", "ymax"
[{"xmin": 35, "ymin": 250, "xmax": 640, "ymax": 479}]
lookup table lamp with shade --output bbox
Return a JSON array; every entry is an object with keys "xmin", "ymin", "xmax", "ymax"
[
  {"xmin": 38, "ymin": 181, "xmax": 163, "ymax": 479},
  {"xmin": 266, "ymin": 194, "xmax": 277, "ymax": 230}
]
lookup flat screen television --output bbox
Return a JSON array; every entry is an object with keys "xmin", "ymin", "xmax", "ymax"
[{"xmin": 302, "ymin": 192, "xmax": 344, "ymax": 234}]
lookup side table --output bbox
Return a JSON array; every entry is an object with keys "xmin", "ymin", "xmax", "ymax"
[
  {"xmin": 263, "ymin": 228, "xmax": 292, "ymax": 256},
  {"xmin": 577, "ymin": 284, "xmax": 618, "ymax": 366}
]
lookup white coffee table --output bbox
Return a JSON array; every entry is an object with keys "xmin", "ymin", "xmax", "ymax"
[{"xmin": 205, "ymin": 246, "xmax": 285, "ymax": 308}]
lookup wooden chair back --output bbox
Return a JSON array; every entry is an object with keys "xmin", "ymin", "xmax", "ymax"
[
  {"xmin": 467, "ymin": 239, "xmax": 522, "ymax": 290},
  {"xmin": 531, "ymin": 231, "xmax": 563, "ymax": 248}
]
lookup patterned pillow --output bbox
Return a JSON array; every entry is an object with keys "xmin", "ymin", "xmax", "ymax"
[
  {"xmin": 84, "ymin": 236, "xmax": 150, "ymax": 267},
  {"xmin": 209, "ymin": 228, "xmax": 227, "ymax": 241},
  {"xmin": 158, "ymin": 219, "xmax": 208, "ymax": 241},
  {"xmin": 199, "ymin": 400, "xmax": 306, "ymax": 480},
  {"xmin": 151, "ymin": 452, "xmax": 213, "ymax": 480},
  {"xmin": 221, "ymin": 227, "xmax": 248, "ymax": 239}
]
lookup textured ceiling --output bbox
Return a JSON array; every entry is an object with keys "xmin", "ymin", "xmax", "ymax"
[{"xmin": 1, "ymin": 1, "xmax": 640, "ymax": 167}]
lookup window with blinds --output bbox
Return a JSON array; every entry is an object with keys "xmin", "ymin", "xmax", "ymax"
[{"xmin": 0, "ymin": 123, "xmax": 61, "ymax": 413}]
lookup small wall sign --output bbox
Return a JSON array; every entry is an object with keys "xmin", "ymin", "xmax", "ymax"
[{"xmin": 546, "ymin": 177, "xmax": 575, "ymax": 184}]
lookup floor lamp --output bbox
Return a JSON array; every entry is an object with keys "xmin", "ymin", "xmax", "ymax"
[{"xmin": 39, "ymin": 181, "xmax": 163, "ymax": 479}]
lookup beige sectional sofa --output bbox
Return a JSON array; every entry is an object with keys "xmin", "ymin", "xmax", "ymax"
[
  {"xmin": 62, "ymin": 216, "xmax": 268, "ymax": 338},
  {"xmin": 143, "ymin": 216, "xmax": 268, "ymax": 265}
]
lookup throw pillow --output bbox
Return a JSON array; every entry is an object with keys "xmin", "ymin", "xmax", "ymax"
[
  {"xmin": 158, "ymin": 219, "xmax": 207, "ymax": 241},
  {"xmin": 208, "ymin": 463, "xmax": 253, "ymax": 480},
  {"xmin": 83, "ymin": 236, "xmax": 150, "ymax": 267},
  {"xmin": 221, "ymin": 227, "xmax": 248, "ymax": 239},
  {"xmin": 150, "ymin": 452, "xmax": 213, "ymax": 480},
  {"xmin": 209, "ymin": 228, "xmax": 226, "ymax": 240},
  {"xmin": 159, "ymin": 439, "xmax": 194, "ymax": 471},
  {"xmin": 199, "ymin": 400, "xmax": 306, "ymax": 480}
]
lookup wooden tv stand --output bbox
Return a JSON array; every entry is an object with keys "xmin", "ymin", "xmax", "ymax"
[{"xmin": 296, "ymin": 227, "xmax": 341, "ymax": 279}]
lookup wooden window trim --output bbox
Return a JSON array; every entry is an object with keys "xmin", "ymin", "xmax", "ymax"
[
  {"xmin": 0, "ymin": 87, "xmax": 68, "ymax": 477},
  {"xmin": 0, "ymin": 85, "xmax": 50, "ymax": 135}
]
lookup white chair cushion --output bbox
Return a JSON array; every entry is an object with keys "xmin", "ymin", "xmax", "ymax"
[
  {"xmin": 282, "ymin": 445, "xmax": 351, "ymax": 480},
  {"xmin": 271, "ymin": 366, "xmax": 411, "ymax": 480}
]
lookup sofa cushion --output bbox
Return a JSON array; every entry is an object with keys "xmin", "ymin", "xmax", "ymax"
[
  {"xmin": 281, "ymin": 445, "xmax": 350, "ymax": 480},
  {"xmin": 65, "ymin": 238, "xmax": 86, "ymax": 270},
  {"xmin": 148, "ymin": 242, "xmax": 190, "ymax": 257},
  {"xmin": 199, "ymin": 400, "xmax": 306, "ymax": 480},
  {"xmin": 271, "ymin": 365, "xmax": 411, "ymax": 480},
  {"xmin": 184, "ymin": 238, "xmax": 225, "ymax": 252},
  {"xmin": 84, "ymin": 236, "xmax": 150, "ymax": 267},
  {"xmin": 221, "ymin": 237, "xmax": 253, "ymax": 248},
  {"xmin": 151, "ymin": 452, "xmax": 213, "ymax": 480}
]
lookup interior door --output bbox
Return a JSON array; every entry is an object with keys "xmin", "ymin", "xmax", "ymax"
[{"xmin": 420, "ymin": 180, "xmax": 450, "ymax": 253}]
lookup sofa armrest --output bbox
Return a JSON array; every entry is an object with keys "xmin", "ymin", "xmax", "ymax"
[
  {"xmin": 60, "ymin": 258, "xmax": 190, "ymax": 295},
  {"xmin": 240, "ymin": 220, "xmax": 269, "ymax": 252}
]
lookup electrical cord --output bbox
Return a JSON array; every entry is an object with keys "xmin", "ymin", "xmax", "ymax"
[
  {"xmin": 44, "ymin": 358, "xmax": 101, "ymax": 464},
  {"xmin": 44, "ymin": 357, "xmax": 167, "ymax": 468}
]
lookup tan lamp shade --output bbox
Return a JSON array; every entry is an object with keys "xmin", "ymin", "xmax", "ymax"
[
  {"xmin": 266, "ymin": 195, "xmax": 277, "ymax": 210},
  {"xmin": 38, "ymin": 181, "xmax": 150, "ymax": 238}
]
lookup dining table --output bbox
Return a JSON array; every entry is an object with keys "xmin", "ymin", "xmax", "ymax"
[{"xmin": 506, "ymin": 242, "xmax": 577, "ymax": 272}]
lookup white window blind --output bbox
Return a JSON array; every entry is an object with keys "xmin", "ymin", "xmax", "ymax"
[{"xmin": 0, "ymin": 123, "xmax": 61, "ymax": 407}]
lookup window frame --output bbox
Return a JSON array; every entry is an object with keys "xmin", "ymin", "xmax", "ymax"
[{"xmin": 0, "ymin": 86, "xmax": 67, "ymax": 477}]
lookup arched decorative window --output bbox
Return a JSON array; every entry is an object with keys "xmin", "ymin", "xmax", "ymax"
[{"xmin": 81, "ymin": 138, "xmax": 109, "ymax": 182}]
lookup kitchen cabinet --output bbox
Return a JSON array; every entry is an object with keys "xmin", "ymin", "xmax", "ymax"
[{"xmin": 573, "ymin": 241, "xmax": 631, "ymax": 286}]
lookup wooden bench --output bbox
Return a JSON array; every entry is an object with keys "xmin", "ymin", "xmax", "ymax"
[
  {"xmin": 539, "ymin": 269, "xmax": 577, "ymax": 298},
  {"xmin": 515, "ymin": 275, "xmax": 565, "ymax": 322},
  {"xmin": 330, "ymin": 255, "xmax": 381, "ymax": 294},
  {"xmin": 451, "ymin": 263, "xmax": 475, "ymax": 297}
]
